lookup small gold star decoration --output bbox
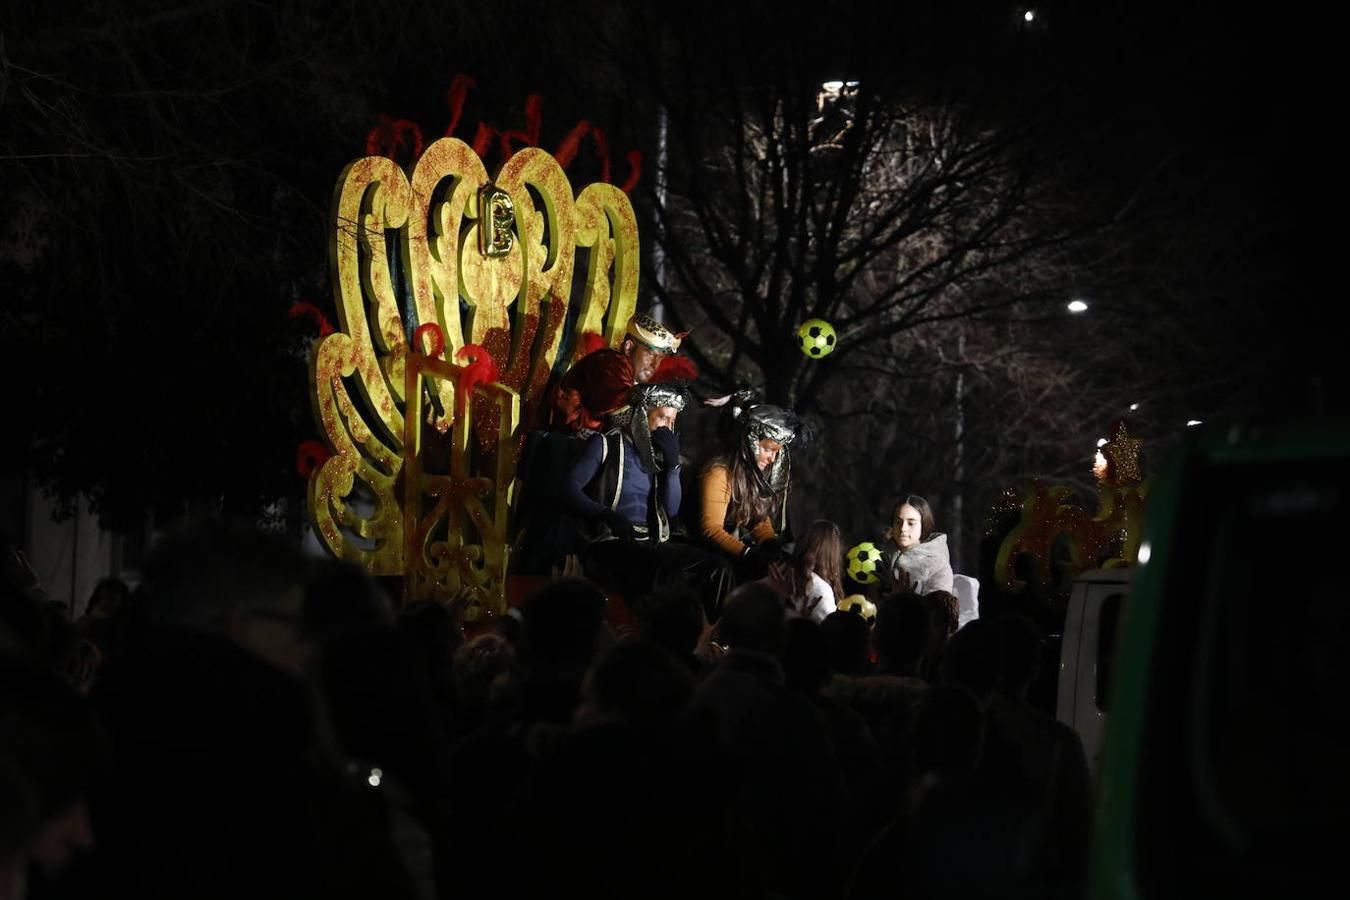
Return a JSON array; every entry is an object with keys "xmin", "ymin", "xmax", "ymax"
[{"xmin": 1100, "ymin": 421, "xmax": 1142, "ymax": 486}]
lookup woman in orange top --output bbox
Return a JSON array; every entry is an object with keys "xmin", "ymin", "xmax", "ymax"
[{"xmin": 697, "ymin": 400, "xmax": 806, "ymax": 578}]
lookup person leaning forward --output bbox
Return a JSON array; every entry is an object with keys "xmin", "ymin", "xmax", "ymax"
[
  {"xmin": 546, "ymin": 313, "xmax": 689, "ymax": 433},
  {"xmin": 563, "ymin": 382, "xmax": 732, "ymax": 619}
]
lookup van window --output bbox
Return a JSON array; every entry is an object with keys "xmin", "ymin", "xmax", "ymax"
[{"xmin": 1095, "ymin": 591, "xmax": 1125, "ymax": 711}]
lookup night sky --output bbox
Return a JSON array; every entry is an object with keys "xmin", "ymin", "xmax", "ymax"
[{"xmin": 0, "ymin": 0, "xmax": 1339, "ymax": 527}]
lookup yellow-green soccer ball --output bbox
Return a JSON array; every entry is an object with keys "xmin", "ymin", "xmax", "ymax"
[
  {"xmin": 846, "ymin": 541, "xmax": 882, "ymax": 584},
  {"xmin": 838, "ymin": 594, "xmax": 878, "ymax": 624},
  {"xmin": 796, "ymin": 318, "xmax": 837, "ymax": 359}
]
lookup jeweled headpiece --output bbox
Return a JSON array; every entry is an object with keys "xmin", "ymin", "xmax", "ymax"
[
  {"xmin": 625, "ymin": 314, "xmax": 682, "ymax": 355},
  {"xmin": 610, "ymin": 381, "xmax": 689, "ymax": 475},
  {"xmin": 739, "ymin": 404, "xmax": 806, "ymax": 497}
]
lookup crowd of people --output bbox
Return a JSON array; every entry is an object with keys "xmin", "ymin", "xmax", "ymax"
[{"xmin": 1, "ymin": 311, "xmax": 1094, "ymax": 899}]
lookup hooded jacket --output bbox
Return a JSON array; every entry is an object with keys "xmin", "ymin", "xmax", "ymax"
[{"xmin": 885, "ymin": 532, "xmax": 955, "ymax": 595}]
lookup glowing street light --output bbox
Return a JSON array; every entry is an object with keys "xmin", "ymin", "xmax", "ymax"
[
  {"xmin": 1066, "ymin": 299, "xmax": 1089, "ymax": 314},
  {"xmin": 1129, "ymin": 402, "xmax": 1140, "ymax": 411},
  {"xmin": 1024, "ymin": 10, "xmax": 1036, "ymax": 23},
  {"xmin": 1186, "ymin": 419, "xmax": 1203, "ymax": 427}
]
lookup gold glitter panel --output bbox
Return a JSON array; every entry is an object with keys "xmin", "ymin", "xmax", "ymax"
[
  {"xmin": 403, "ymin": 351, "xmax": 519, "ymax": 615},
  {"xmin": 307, "ymin": 139, "xmax": 640, "ymax": 601}
]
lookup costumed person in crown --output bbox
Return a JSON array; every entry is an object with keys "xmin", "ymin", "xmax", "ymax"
[
  {"xmin": 696, "ymin": 390, "xmax": 810, "ymax": 582},
  {"xmin": 562, "ymin": 381, "xmax": 732, "ymax": 619},
  {"xmin": 513, "ymin": 312, "xmax": 698, "ymax": 574},
  {"xmin": 546, "ymin": 313, "xmax": 697, "ymax": 434}
]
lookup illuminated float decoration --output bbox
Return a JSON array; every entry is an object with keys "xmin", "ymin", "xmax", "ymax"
[
  {"xmin": 305, "ymin": 134, "xmax": 640, "ymax": 617},
  {"xmin": 991, "ymin": 421, "xmax": 1149, "ymax": 600}
]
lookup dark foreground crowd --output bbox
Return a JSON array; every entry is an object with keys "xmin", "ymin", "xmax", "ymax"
[{"xmin": 2, "ymin": 520, "xmax": 1091, "ymax": 900}]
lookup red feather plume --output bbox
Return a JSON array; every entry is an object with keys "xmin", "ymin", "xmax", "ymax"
[
  {"xmin": 296, "ymin": 440, "xmax": 331, "ymax": 478},
  {"xmin": 413, "ymin": 323, "xmax": 445, "ymax": 357},
  {"xmin": 591, "ymin": 126, "xmax": 611, "ymax": 183},
  {"xmin": 649, "ymin": 354, "xmax": 699, "ymax": 384},
  {"xmin": 456, "ymin": 344, "xmax": 500, "ymax": 401},
  {"xmin": 288, "ymin": 301, "xmax": 334, "ymax": 337},
  {"xmin": 620, "ymin": 150, "xmax": 643, "ymax": 194},
  {"xmin": 471, "ymin": 122, "xmax": 495, "ymax": 158},
  {"xmin": 555, "ymin": 120, "xmax": 591, "ymax": 168},
  {"xmin": 575, "ymin": 331, "xmax": 607, "ymax": 359},
  {"xmin": 444, "ymin": 74, "xmax": 475, "ymax": 137}
]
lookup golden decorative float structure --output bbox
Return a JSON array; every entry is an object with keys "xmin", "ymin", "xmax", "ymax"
[{"xmin": 306, "ymin": 138, "xmax": 639, "ymax": 615}]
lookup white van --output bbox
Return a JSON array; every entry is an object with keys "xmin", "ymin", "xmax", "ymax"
[{"xmin": 1056, "ymin": 568, "xmax": 1131, "ymax": 779}]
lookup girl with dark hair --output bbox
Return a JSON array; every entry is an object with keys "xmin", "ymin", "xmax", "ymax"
[
  {"xmin": 696, "ymin": 397, "xmax": 807, "ymax": 577},
  {"xmin": 789, "ymin": 520, "xmax": 846, "ymax": 623},
  {"xmin": 883, "ymin": 494, "xmax": 954, "ymax": 595}
]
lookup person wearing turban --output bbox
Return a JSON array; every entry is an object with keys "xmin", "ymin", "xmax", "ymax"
[
  {"xmin": 515, "ymin": 313, "xmax": 696, "ymax": 574},
  {"xmin": 546, "ymin": 313, "xmax": 695, "ymax": 433},
  {"xmin": 697, "ymin": 393, "xmax": 810, "ymax": 581},
  {"xmin": 562, "ymin": 382, "xmax": 731, "ymax": 618}
]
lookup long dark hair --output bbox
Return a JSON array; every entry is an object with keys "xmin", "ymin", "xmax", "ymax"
[
  {"xmin": 705, "ymin": 451, "xmax": 777, "ymax": 529},
  {"xmin": 793, "ymin": 520, "xmax": 846, "ymax": 604}
]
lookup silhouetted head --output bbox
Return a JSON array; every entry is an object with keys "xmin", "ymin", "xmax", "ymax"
[
  {"xmin": 821, "ymin": 609, "xmax": 871, "ymax": 676},
  {"xmin": 911, "ymin": 683, "xmax": 985, "ymax": 777},
  {"xmin": 580, "ymin": 641, "xmax": 695, "ymax": 726},
  {"xmin": 872, "ymin": 592, "xmax": 929, "ymax": 676},
  {"xmin": 521, "ymin": 577, "xmax": 607, "ymax": 671},
  {"xmin": 635, "ymin": 583, "xmax": 704, "ymax": 657},
  {"xmin": 717, "ymin": 582, "xmax": 787, "ymax": 656},
  {"xmin": 140, "ymin": 519, "xmax": 307, "ymax": 672},
  {"xmin": 937, "ymin": 618, "xmax": 1000, "ymax": 699},
  {"xmin": 84, "ymin": 577, "xmax": 130, "ymax": 619},
  {"xmin": 302, "ymin": 558, "xmax": 393, "ymax": 640},
  {"xmin": 781, "ymin": 617, "xmax": 830, "ymax": 693}
]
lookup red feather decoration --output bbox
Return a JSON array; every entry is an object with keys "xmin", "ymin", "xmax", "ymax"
[
  {"xmin": 456, "ymin": 343, "xmax": 500, "ymax": 401},
  {"xmin": 649, "ymin": 354, "xmax": 699, "ymax": 384},
  {"xmin": 523, "ymin": 94, "xmax": 543, "ymax": 145},
  {"xmin": 288, "ymin": 301, "xmax": 334, "ymax": 337},
  {"xmin": 555, "ymin": 119, "xmax": 591, "ymax": 168},
  {"xmin": 444, "ymin": 74, "xmax": 475, "ymax": 137},
  {"xmin": 591, "ymin": 126, "xmax": 611, "ymax": 183},
  {"xmin": 364, "ymin": 117, "xmax": 386, "ymax": 157},
  {"xmin": 620, "ymin": 150, "xmax": 643, "ymax": 194},
  {"xmin": 575, "ymin": 331, "xmax": 607, "ymax": 359},
  {"xmin": 296, "ymin": 440, "xmax": 331, "ymax": 478},
  {"xmin": 413, "ymin": 323, "xmax": 445, "ymax": 357},
  {"xmin": 365, "ymin": 114, "xmax": 425, "ymax": 161},
  {"xmin": 472, "ymin": 122, "xmax": 495, "ymax": 158}
]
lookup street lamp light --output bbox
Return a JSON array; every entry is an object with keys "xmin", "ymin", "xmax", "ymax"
[
  {"xmin": 1066, "ymin": 299, "xmax": 1088, "ymax": 314},
  {"xmin": 1024, "ymin": 10, "xmax": 1036, "ymax": 23},
  {"xmin": 1186, "ymin": 419, "xmax": 1203, "ymax": 427}
]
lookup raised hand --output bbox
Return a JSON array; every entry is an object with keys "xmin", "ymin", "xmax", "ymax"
[{"xmin": 649, "ymin": 425, "xmax": 681, "ymax": 471}]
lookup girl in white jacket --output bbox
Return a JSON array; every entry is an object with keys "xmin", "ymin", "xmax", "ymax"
[
  {"xmin": 883, "ymin": 495, "xmax": 954, "ymax": 595},
  {"xmin": 788, "ymin": 519, "xmax": 847, "ymax": 622}
]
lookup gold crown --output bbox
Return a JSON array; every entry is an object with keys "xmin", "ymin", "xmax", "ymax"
[{"xmin": 625, "ymin": 313, "xmax": 681, "ymax": 354}]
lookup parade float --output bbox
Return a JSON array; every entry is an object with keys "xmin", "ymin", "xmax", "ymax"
[{"xmin": 300, "ymin": 111, "xmax": 640, "ymax": 618}]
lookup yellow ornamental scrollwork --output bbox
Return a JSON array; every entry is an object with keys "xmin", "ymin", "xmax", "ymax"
[{"xmin": 307, "ymin": 139, "xmax": 639, "ymax": 611}]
